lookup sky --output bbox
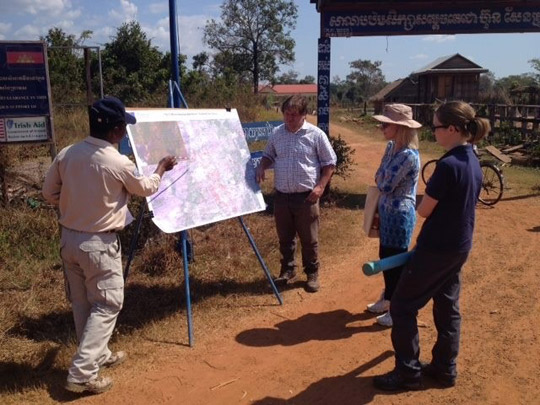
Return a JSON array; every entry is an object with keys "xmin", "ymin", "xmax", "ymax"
[{"xmin": 0, "ymin": 0, "xmax": 539, "ymax": 83}]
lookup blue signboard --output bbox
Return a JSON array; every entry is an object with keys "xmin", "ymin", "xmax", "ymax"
[
  {"xmin": 119, "ymin": 120, "xmax": 282, "ymax": 156},
  {"xmin": 322, "ymin": 5, "xmax": 540, "ymax": 37},
  {"xmin": 0, "ymin": 42, "xmax": 50, "ymax": 116},
  {"xmin": 242, "ymin": 121, "xmax": 282, "ymax": 142},
  {"xmin": 0, "ymin": 41, "xmax": 53, "ymax": 143},
  {"xmin": 317, "ymin": 38, "xmax": 331, "ymax": 135},
  {"xmin": 249, "ymin": 150, "xmax": 264, "ymax": 169}
]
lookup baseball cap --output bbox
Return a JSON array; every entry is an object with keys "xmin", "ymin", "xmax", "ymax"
[{"xmin": 89, "ymin": 96, "xmax": 136, "ymax": 129}]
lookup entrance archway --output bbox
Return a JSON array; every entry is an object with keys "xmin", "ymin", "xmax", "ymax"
[{"xmin": 311, "ymin": 0, "xmax": 540, "ymax": 135}]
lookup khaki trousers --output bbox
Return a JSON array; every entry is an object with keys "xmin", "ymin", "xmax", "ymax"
[{"xmin": 60, "ymin": 227, "xmax": 124, "ymax": 383}]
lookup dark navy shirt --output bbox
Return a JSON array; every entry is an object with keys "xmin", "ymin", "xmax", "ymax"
[{"xmin": 416, "ymin": 144, "xmax": 482, "ymax": 252}]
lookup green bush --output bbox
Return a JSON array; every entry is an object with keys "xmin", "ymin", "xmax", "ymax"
[
  {"xmin": 419, "ymin": 127, "xmax": 435, "ymax": 142},
  {"xmin": 491, "ymin": 121, "xmax": 522, "ymax": 145},
  {"xmin": 329, "ymin": 134, "xmax": 356, "ymax": 179}
]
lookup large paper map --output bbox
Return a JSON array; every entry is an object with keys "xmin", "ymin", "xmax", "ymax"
[{"xmin": 126, "ymin": 108, "xmax": 266, "ymax": 233}]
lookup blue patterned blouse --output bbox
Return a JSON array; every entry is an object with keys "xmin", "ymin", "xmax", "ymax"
[{"xmin": 375, "ymin": 141, "xmax": 420, "ymax": 250}]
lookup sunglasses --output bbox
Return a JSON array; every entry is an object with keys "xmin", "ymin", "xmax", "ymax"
[
  {"xmin": 380, "ymin": 123, "xmax": 391, "ymax": 129},
  {"xmin": 430, "ymin": 124, "xmax": 450, "ymax": 132}
]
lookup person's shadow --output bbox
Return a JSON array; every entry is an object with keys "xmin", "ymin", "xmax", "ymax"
[
  {"xmin": 236, "ymin": 309, "xmax": 385, "ymax": 347},
  {"xmin": 251, "ymin": 350, "xmax": 395, "ymax": 404}
]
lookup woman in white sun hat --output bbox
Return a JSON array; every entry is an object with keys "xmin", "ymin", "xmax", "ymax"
[{"xmin": 366, "ymin": 104, "xmax": 421, "ymax": 327}]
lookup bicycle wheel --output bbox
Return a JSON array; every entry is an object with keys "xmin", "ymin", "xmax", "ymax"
[
  {"xmin": 478, "ymin": 163, "xmax": 503, "ymax": 206},
  {"xmin": 421, "ymin": 159, "xmax": 438, "ymax": 185}
]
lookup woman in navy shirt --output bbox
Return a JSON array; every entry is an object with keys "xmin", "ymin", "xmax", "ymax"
[
  {"xmin": 368, "ymin": 104, "xmax": 421, "ymax": 327},
  {"xmin": 374, "ymin": 101, "xmax": 490, "ymax": 391}
]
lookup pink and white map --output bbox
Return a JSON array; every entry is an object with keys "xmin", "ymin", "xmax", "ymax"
[{"xmin": 126, "ymin": 108, "xmax": 266, "ymax": 233}]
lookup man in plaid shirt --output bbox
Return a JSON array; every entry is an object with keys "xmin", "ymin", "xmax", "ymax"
[{"xmin": 256, "ymin": 95, "xmax": 336, "ymax": 292}]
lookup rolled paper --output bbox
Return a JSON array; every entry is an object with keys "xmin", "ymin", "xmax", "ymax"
[{"xmin": 362, "ymin": 250, "xmax": 414, "ymax": 276}]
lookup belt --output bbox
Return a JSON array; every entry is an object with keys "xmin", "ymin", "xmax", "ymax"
[
  {"xmin": 62, "ymin": 226, "xmax": 117, "ymax": 234},
  {"xmin": 276, "ymin": 190, "xmax": 312, "ymax": 196}
]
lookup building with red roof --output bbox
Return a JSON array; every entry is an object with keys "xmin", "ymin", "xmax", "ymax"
[{"xmin": 258, "ymin": 84, "xmax": 318, "ymax": 111}]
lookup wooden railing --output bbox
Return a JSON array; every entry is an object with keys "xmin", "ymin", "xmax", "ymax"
[{"xmin": 407, "ymin": 103, "xmax": 540, "ymax": 141}]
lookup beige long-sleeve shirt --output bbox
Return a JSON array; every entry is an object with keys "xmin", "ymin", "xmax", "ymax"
[{"xmin": 43, "ymin": 136, "xmax": 161, "ymax": 233}]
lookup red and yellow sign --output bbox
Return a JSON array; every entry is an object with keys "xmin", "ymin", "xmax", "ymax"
[{"xmin": 7, "ymin": 51, "xmax": 44, "ymax": 65}]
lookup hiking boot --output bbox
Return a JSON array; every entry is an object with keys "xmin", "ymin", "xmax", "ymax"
[
  {"xmin": 102, "ymin": 351, "xmax": 127, "ymax": 368},
  {"xmin": 373, "ymin": 369, "xmax": 422, "ymax": 391},
  {"xmin": 421, "ymin": 362, "xmax": 456, "ymax": 387},
  {"xmin": 366, "ymin": 289, "xmax": 390, "ymax": 313},
  {"xmin": 274, "ymin": 269, "xmax": 297, "ymax": 286},
  {"xmin": 305, "ymin": 272, "xmax": 320, "ymax": 293},
  {"xmin": 65, "ymin": 376, "xmax": 113, "ymax": 394},
  {"xmin": 376, "ymin": 312, "xmax": 393, "ymax": 327}
]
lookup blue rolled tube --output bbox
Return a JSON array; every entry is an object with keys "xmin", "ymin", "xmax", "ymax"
[{"xmin": 362, "ymin": 250, "xmax": 414, "ymax": 276}]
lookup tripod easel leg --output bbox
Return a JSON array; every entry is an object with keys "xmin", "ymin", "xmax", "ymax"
[
  {"xmin": 180, "ymin": 230, "xmax": 194, "ymax": 346},
  {"xmin": 238, "ymin": 216, "xmax": 283, "ymax": 305},
  {"xmin": 123, "ymin": 202, "xmax": 146, "ymax": 281}
]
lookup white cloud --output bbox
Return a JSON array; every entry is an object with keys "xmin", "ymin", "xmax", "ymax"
[
  {"xmin": 109, "ymin": 0, "xmax": 138, "ymax": 23},
  {"xmin": 0, "ymin": 0, "xmax": 72, "ymax": 16},
  {"xmin": 410, "ymin": 53, "xmax": 428, "ymax": 60},
  {"xmin": 90, "ymin": 26, "xmax": 116, "ymax": 46},
  {"xmin": 142, "ymin": 17, "xmax": 170, "ymax": 49},
  {"xmin": 0, "ymin": 22, "xmax": 12, "ymax": 39},
  {"xmin": 14, "ymin": 24, "xmax": 41, "ymax": 39},
  {"xmin": 144, "ymin": 14, "xmax": 212, "ymax": 63},
  {"xmin": 121, "ymin": 0, "xmax": 137, "ymax": 17},
  {"xmin": 422, "ymin": 35, "xmax": 456, "ymax": 43},
  {"xmin": 62, "ymin": 9, "xmax": 82, "ymax": 20},
  {"xmin": 148, "ymin": 2, "xmax": 168, "ymax": 14}
]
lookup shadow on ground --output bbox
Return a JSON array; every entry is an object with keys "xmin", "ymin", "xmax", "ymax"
[
  {"xmin": 236, "ymin": 309, "xmax": 386, "ymax": 347},
  {"xmin": 10, "ymin": 277, "xmax": 279, "ymax": 344},
  {"xmin": 251, "ymin": 350, "xmax": 395, "ymax": 405},
  {"xmin": 251, "ymin": 349, "xmax": 454, "ymax": 405},
  {"xmin": 3, "ymin": 276, "xmax": 283, "ymax": 398},
  {"xmin": 0, "ymin": 346, "xmax": 94, "ymax": 402},
  {"xmin": 501, "ymin": 192, "xmax": 540, "ymax": 202}
]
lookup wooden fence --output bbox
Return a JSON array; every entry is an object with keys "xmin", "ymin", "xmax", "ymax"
[{"xmin": 408, "ymin": 103, "xmax": 540, "ymax": 141}]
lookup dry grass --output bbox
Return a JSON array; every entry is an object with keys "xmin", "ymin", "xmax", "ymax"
[{"xmin": 0, "ymin": 110, "xmax": 538, "ymax": 403}]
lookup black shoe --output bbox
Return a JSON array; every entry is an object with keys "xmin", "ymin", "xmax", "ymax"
[
  {"xmin": 421, "ymin": 362, "xmax": 456, "ymax": 387},
  {"xmin": 373, "ymin": 369, "xmax": 422, "ymax": 391},
  {"xmin": 305, "ymin": 272, "xmax": 320, "ymax": 292},
  {"xmin": 274, "ymin": 270, "xmax": 296, "ymax": 286}
]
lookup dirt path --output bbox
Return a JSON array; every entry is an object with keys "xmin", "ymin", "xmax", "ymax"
[{"xmin": 78, "ymin": 121, "xmax": 540, "ymax": 405}]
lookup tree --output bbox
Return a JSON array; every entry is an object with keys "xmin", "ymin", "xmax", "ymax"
[
  {"xmin": 346, "ymin": 59, "xmax": 386, "ymax": 103},
  {"xmin": 275, "ymin": 69, "xmax": 299, "ymax": 84},
  {"xmin": 192, "ymin": 52, "xmax": 210, "ymax": 73},
  {"xmin": 101, "ymin": 21, "xmax": 169, "ymax": 105},
  {"xmin": 204, "ymin": 0, "xmax": 298, "ymax": 93},
  {"xmin": 299, "ymin": 75, "xmax": 315, "ymax": 84},
  {"xmin": 529, "ymin": 58, "xmax": 540, "ymax": 83},
  {"xmin": 274, "ymin": 71, "xmax": 314, "ymax": 85},
  {"xmin": 495, "ymin": 74, "xmax": 537, "ymax": 92},
  {"xmin": 479, "ymin": 71, "xmax": 495, "ymax": 93},
  {"xmin": 41, "ymin": 27, "xmax": 92, "ymax": 103}
]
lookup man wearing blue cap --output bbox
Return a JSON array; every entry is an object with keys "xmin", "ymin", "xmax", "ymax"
[{"xmin": 43, "ymin": 96, "xmax": 177, "ymax": 394}]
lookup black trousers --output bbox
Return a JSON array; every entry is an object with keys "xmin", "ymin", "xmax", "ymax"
[
  {"xmin": 390, "ymin": 248, "xmax": 469, "ymax": 379},
  {"xmin": 379, "ymin": 245, "xmax": 408, "ymax": 301},
  {"xmin": 274, "ymin": 191, "xmax": 320, "ymax": 275}
]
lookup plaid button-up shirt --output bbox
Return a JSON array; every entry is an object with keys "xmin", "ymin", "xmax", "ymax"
[{"xmin": 263, "ymin": 121, "xmax": 336, "ymax": 193}]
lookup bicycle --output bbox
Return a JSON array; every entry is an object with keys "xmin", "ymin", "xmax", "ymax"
[{"xmin": 421, "ymin": 148, "xmax": 504, "ymax": 206}]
